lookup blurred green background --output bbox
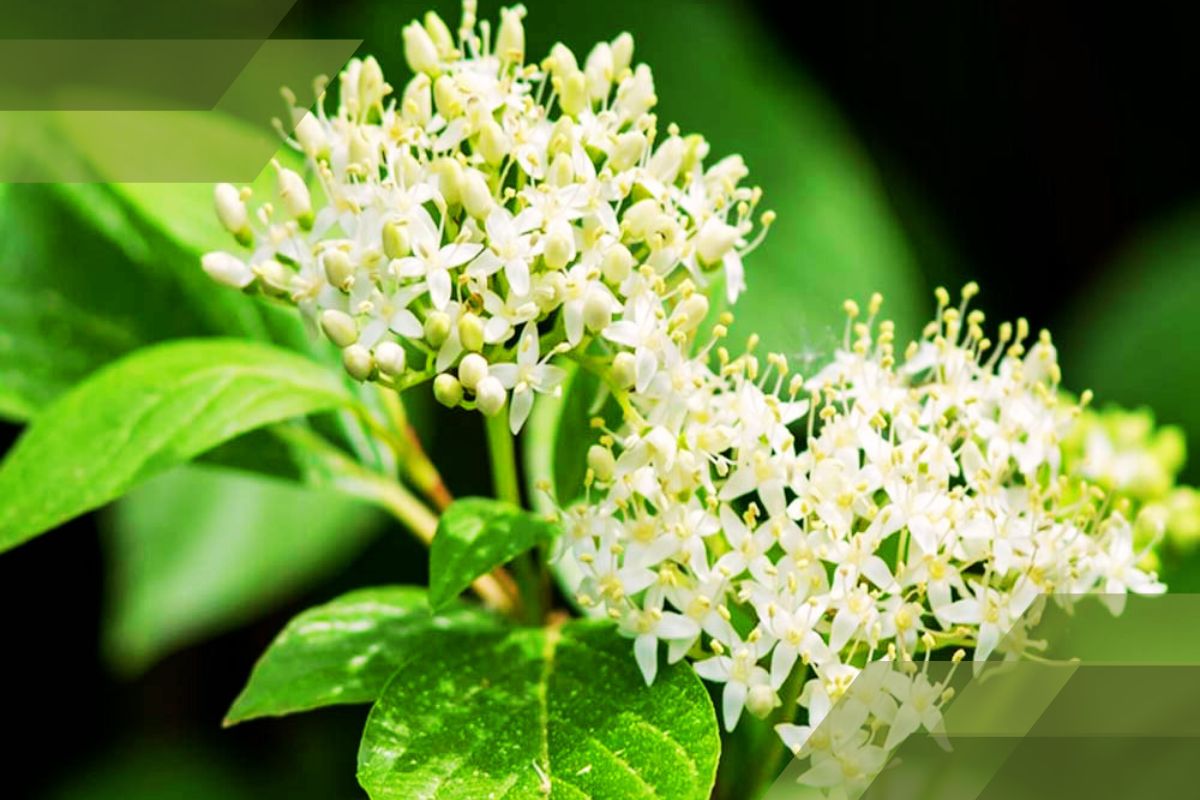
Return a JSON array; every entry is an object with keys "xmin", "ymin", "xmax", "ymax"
[{"xmin": 2, "ymin": 0, "xmax": 1198, "ymax": 797}]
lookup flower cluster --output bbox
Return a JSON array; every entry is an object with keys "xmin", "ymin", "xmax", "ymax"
[
  {"xmin": 202, "ymin": 2, "xmax": 768, "ymax": 434},
  {"xmin": 557, "ymin": 284, "xmax": 1168, "ymax": 788},
  {"xmin": 1063, "ymin": 405, "xmax": 1200, "ymax": 565}
]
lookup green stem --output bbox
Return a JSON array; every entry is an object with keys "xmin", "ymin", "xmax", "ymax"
[
  {"xmin": 485, "ymin": 412, "xmax": 521, "ymax": 506},
  {"xmin": 745, "ymin": 664, "xmax": 809, "ymax": 799},
  {"xmin": 484, "ymin": 412, "xmax": 544, "ymax": 623}
]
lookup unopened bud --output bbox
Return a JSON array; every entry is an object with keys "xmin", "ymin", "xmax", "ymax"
[
  {"xmin": 401, "ymin": 74, "xmax": 432, "ymax": 126},
  {"xmin": 433, "ymin": 74, "xmax": 463, "ymax": 119},
  {"xmin": 434, "ymin": 373, "xmax": 463, "ymax": 407},
  {"xmin": 583, "ymin": 289, "xmax": 613, "ymax": 332},
  {"xmin": 342, "ymin": 344, "xmax": 374, "ymax": 381},
  {"xmin": 201, "ymin": 252, "xmax": 254, "ymax": 289},
  {"xmin": 322, "ymin": 250, "xmax": 354, "ymax": 290},
  {"xmin": 611, "ymin": 33, "xmax": 634, "ymax": 76},
  {"xmin": 424, "ymin": 311, "xmax": 451, "ymax": 347},
  {"xmin": 611, "ymin": 351, "xmax": 637, "ymax": 389},
  {"xmin": 458, "ymin": 311, "xmax": 485, "ymax": 352},
  {"xmin": 461, "ymin": 169, "xmax": 493, "ymax": 219},
  {"xmin": 214, "ymin": 183, "xmax": 250, "ymax": 245},
  {"xmin": 548, "ymin": 151, "xmax": 574, "ymax": 187},
  {"xmin": 601, "ymin": 243, "xmax": 635, "ymax": 283},
  {"xmin": 423, "ymin": 11, "xmax": 455, "ymax": 58},
  {"xmin": 253, "ymin": 259, "xmax": 291, "ymax": 292},
  {"xmin": 383, "ymin": 221, "xmax": 411, "ymax": 260},
  {"xmin": 403, "ymin": 21, "xmax": 440, "ymax": 75},
  {"xmin": 496, "ymin": 5, "xmax": 526, "ymax": 64},
  {"xmin": 475, "ymin": 375, "xmax": 507, "ymax": 417},
  {"xmin": 544, "ymin": 222, "xmax": 576, "ymax": 269},
  {"xmin": 477, "ymin": 118, "xmax": 511, "ymax": 166},
  {"xmin": 546, "ymin": 43, "xmax": 578, "ymax": 78},
  {"xmin": 587, "ymin": 445, "xmax": 616, "ymax": 482},
  {"xmin": 320, "ymin": 309, "xmax": 359, "ymax": 348},
  {"xmin": 584, "ymin": 43, "xmax": 613, "ymax": 101},
  {"xmin": 293, "ymin": 113, "xmax": 326, "ymax": 156},
  {"xmin": 458, "ymin": 352, "xmax": 488, "ymax": 391},
  {"xmin": 559, "ymin": 70, "xmax": 588, "ymax": 117},
  {"xmin": 274, "ymin": 162, "xmax": 313, "ymax": 229},
  {"xmin": 432, "ymin": 157, "xmax": 464, "ymax": 206},
  {"xmin": 609, "ymin": 130, "xmax": 647, "ymax": 172},
  {"xmin": 746, "ymin": 684, "xmax": 781, "ymax": 718},
  {"xmin": 695, "ymin": 218, "xmax": 739, "ymax": 266},
  {"xmin": 375, "ymin": 340, "xmax": 407, "ymax": 376}
]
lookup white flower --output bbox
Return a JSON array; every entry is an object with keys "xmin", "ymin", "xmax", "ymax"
[{"xmin": 488, "ymin": 322, "xmax": 567, "ymax": 434}]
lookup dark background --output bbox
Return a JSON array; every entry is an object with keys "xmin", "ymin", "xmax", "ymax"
[{"xmin": 4, "ymin": 1, "xmax": 1199, "ymax": 797}]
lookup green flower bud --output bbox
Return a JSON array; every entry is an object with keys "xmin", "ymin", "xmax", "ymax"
[
  {"xmin": 544, "ymin": 223, "xmax": 576, "ymax": 270},
  {"xmin": 342, "ymin": 344, "xmax": 374, "ymax": 382},
  {"xmin": 434, "ymin": 74, "xmax": 463, "ymax": 119},
  {"xmin": 548, "ymin": 151, "xmax": 574, "ymax": 187},
  {"xmin": 320, "ymin": 309, "xmax": 359, "ymax": 348},
  {"xmin": 424, "ymin": 310, "xmax": 451, "ymax": 347},
  {"xmin": 601, "ymin": 243, "xmax": 635, "ymax": 284},
  {"xmin": 496, "ymin": 6, "xmax": 526, "ymax": 65},
  {"xmin": 403, "ymin": 20, "xmax": 440, "ymax": 75},
  {"xmin": 431, "ymin": 157, "xmax": 464, "ymax": 206},
  {"xmin": 322, "ymin": 249, "xmax": 355, "ymax": 290},
  {"xmin": 274, "ymin": 160, "xmax": 313, "ymax": 230},
  {"xmin": 423, "ymin": 11, "xmax": 456, "ymax": 58},
  {"xmin": 611, "ymin": 32, "xmax": 634, "ymax": 77},
  {"xmin": 583, "ymin": 289, "xmax": 613, "ymax": 332},
  {"xmin": 401, "ymin": 74, "xmax": 432, "ymax": 126},
  {"xmin": 608, "ymin": 130, "xmax": 647, "ymax": 172},
  {"xmin": 253, "ymin": 259, "xmax": 292, "ymax": 293},
  {"xmin": 458, "ymin": 311, "xmax": 485, "ymax": 352},
  {"xmin": 477, "ymin": 118, "xmax": 511, "ymax": 166},
  {"xmin": 461, "ymin": 169, "xmax": 494, "ymax": 219},
  {"xmin": 434, "ymin": 373, "xmax": 463, "ymax": 407},
  {"xmin": 383, "ymin": 221, "xmax": 411, "ymax": 260},
  {"xmin": 587, "ymin": 444, "xmax": 616, "ymax": 482},
  {"xmin": 559, "ymin": 70, "xmax": 588, "ymax": 117},
  {"xmin": 214, "ymin": 183, "xmax": 251, "ymax": 246},
  {"xmin": 611, "ymin": 351, "xmax": 637, "ymax": 389}
]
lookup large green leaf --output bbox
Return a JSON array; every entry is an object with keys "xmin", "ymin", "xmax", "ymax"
[
  {"xmin": 0, "ymin": 184, "xmax": 208, "ymax": 421},
  {"xmin": 429, "ymin": 497, "xmax": 560, "ymax": 611},
  {"xmin": 105, "ymin": 465, "xmax": 384, "ymax": 672},
  {"xmin": 357, "ymin": 619, "xmax": 720, "ymax": 800},
  {"xmin": 226, "ymin": 586, "xmax": 504, "ymax": 725},
  {"xmin": 0, "ymin": 338, "xmax": 355, "ymax": 553}
]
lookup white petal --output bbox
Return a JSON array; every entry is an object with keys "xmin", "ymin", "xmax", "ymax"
[
  {"xmin": 441, "ymin": 242, "xmax": 484, "ymax": 268},
  {"xmin": 722, "ymin": 681, "xmax": 748, "ymax": 731},
  {"xmin": 505, "ymin": 258, "xmax": 530, "ymax": 296},
  {"xmin": 634, "ymin": 634, "xmax": 658, "ymax": 686},
  {"xmin": 509, "ymin": 387, "xmax": 534, "ymax": 434},
  {"xmin": 428, "ymin": 269, "xmax": 452, "ymax": 309}
]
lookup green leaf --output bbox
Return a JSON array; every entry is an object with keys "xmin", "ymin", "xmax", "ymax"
[
  {"xmin": 0, "ymin": 184, "xmax": 209, "ymax": 421},
  {"xmin": 0, "ymin": 338, "xmax": 355, "ymax": 553},
  {"xmin": 105, "ymin": 465, "xmax": 384, "ymax": 672},
  {"xmin": 429, "ymin": 498, "xmax": 560, "ymax": 611},
  {"xmin": 357, "ymin": 619, "xmax": 720, "ymax": 800},
  {"xmin": 226, "ymin": 586, "xmax": 503, "ymax": 725}
]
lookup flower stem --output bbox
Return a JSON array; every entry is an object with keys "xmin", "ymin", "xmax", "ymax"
[
  {"xmin": 484, "ymin": 412, "xmax": 544, "ymax": 623},
  {"xmin": 379, "ymin": 387, "xmax": 454, "ymax": 511}
]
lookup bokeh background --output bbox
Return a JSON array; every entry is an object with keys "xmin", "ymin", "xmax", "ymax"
[{"xmin": 3, "ymin": 0, "xmax": 1199, "ymax": 796}]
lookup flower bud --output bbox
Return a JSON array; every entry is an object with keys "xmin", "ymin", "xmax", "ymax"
[
  {"xmin": 458, "ymin": 352, "xmax": 488, "ymax": 391},
  {"xmin": 544, "ymin": 222, "xmax": 576, "ymax": 269},
  {"xmin": 320, "ymin": 309, "xmax": 359, "ymax": 348},
  {"xmin": 342, "ymin": 344, "xmax": 374, "ymax": 382},
  {"xmin": 672, "ymin": 293, "xmax": 709, "ymax": 334},
  {"xmin": 274, "ymin": 162, "xmax": 313, "ymax": 230},
  {"xmin": 293, "ymin": 113, "xmax": 326, "ymax": 156},
  {"xmin": 621, "ymin": 198, "xmax": 663, "ymax": 242},
  {"xmin": 609, "ymin": 131, "xmax": 647, "ymax": 172},
  {"xmin": 546, "ymin": 43, "xmax": 579, "ymax": 79},
  {"xmin": 496, "ymin": 6, "xmax": 526, "ymax": 65},
  {"xmin": 477, "ymin": 118, "xmax": 511, "ymax": 166},
  {"xmin": 601, "ymin": 243, "xmax": 635, "ymax": 283},
  {"xmin": 461, "ymin": 169, "xmax": 494, "ymax": 219},
  {"xmin": 584, "ymin": 42, "xmax": 613, "ymax": 101},
  {"xmin": 214, "ymin": 183, "xmax": 250, "ymax": 245},
  {"xmin": 433, "ymin": 74, "xmax": 463, "ymax": 119},
  {"xmin": 559, "ymin": 70, "xmax": 588, "ymax": 117},
  {"xmin": 547, "ymin": 117, "xmax": 575, "ymax": 159},
  {"xmin": 401, "ymin": 74, "xmax": 432, "ymax": 126},
  {"xmin": 424, "ymin": 310, "xmax": 451, "ymax": 347},
  {"xmin": 423, "ymin": 10, "xmax": 456, "ymax": 58},
  {"xmin": 201, "ymin": 252, "xmax": 254, "ymax": 289},
  {"xmin": 375, "ymin": 340, "xmax": 407, "ymax": 376},
  {"xmin": 647, "ymin": 135, "xmax": 685, "ymax": 185},
  {"xmin": 358, "ymin": 56, "xmax": 387, "ymax": 112},
  {"xmin": 382, "ymin": 221, "xmax": 411, "ymax": 260},
  {"xmin": 403, "ymin": 20, "xmax": 440, "ymax": 75},
  {"xmin": 583, "ymin": 289, "xmax": 613, "ymax": 332},
  {"xmin": 611, "ymin": 351, "xmax": 637, "ymax": 389},
  {"xmin": 322, "ymin": 249, "xmax": 355, "ymax": 290},
  {"xmin": 475, "ymin": 375, "xmax": 507, "ymax": 417},
  {"xmin": 695, "ymin": 218, "xmax": 740, "ymax": 266},
  {"xmin": 432, "ymin": 157, "xmax": 464, "ymax": 207},
  {"xmin": 434, "ymin": 373, "xmax": 463, "ymax": 407},
  {"xmin": 614, "ymin": 64, "xmax": 656, "ymax": 123},
  {"xmin": 611, "ymin": 32, "xmax": 634, "ymax": 76},
  {"xmin": 746, "ymin": 684, "xmax": 780, "ymax": 719},
  {"xmin": 548, "ymin": 151, "xmax": 574, "ymax": 187},
  {"xmin": 587, "ymin": 444, "xmax": 616, "ymax": 482},
  {"xmin": 458, "ymin": 311, "xmax": 485, "ymax": 352}
]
